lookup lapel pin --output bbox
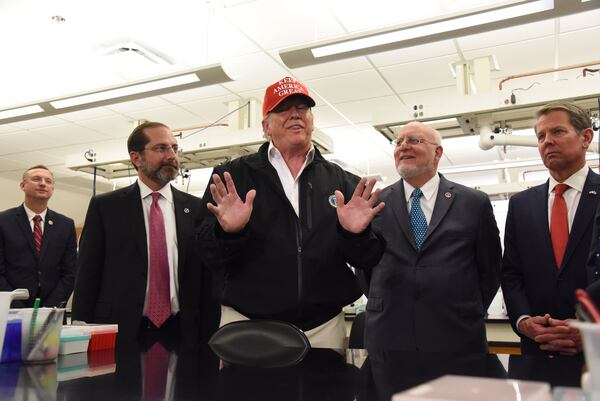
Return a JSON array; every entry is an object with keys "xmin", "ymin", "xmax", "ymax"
[
  {"xmin": 328, "ymin": 194, "xmax": 337, "ymax": 208},
  {"xmin": 589, "ymin": 190, "xmax": 597, "ymax": 196},
  {"xmin": 444, "ymin": 192, "xmax": 452, "ymax": 199},
  {"xmin": 48, "ymin": 220, "xmax": 54, "ymax": 225},
  {"xmin": 184, "ymin": 208, "xmax": 190, "ymax": 214}
]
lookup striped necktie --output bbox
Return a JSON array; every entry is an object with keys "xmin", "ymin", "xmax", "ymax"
[{"xmin": 33, "ymin": 215, "xmax": 43, "ymax": 254}]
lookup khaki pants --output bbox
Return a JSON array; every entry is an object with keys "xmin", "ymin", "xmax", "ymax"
[{"xmin": 220, "ymin": 305, "xmax": 346, "ymax": 349}]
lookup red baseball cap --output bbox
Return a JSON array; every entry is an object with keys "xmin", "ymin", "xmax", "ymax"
[{"xmin": 262, "ymin": 76, "xmax": 316, "ymax": 116}]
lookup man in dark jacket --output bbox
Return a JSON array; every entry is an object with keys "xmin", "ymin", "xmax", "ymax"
[
  {"xmin": 198, "ymin": 76, "xmax": 385, "ymax": 348},
  {"xmin": 0, "ymin": 165, "xmax": 77, "ymax": 308}
]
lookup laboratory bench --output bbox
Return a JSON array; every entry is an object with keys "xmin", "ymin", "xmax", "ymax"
[{"xmin": 0, "ymin": 342, "xmax": 584, "ymax": 401}]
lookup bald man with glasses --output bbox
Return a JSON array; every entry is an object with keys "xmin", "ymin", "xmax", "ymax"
[{"xmin": 363, "ymin": 121, "xmax": 502, "ymax": 351}]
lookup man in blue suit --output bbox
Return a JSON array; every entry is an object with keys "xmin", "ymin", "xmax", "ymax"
[
  {"xmin": 364, "ymin": 122, "xmax": 502, "ymax": 351},
  {"xmin": 0, "ymin": 165, "xmax": 77, "ymax": 308},
  {"xmin": 502, "ymin": 102, "xmax": 599, "ymax": 355}
]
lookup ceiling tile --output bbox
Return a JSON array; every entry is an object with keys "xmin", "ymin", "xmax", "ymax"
[
  {"xmin": 223, "ymin": 0, "xmax": 344, "ymax": 50},
  {"xmin": 560, "ymin": 9, "xmax": 600, "ymax": 32},
  {"xmin": 0, "ymin": 131, "xmax": 58, "ymax": 154},
  {"xmin": 308, "ymin": 70, "xmax": 394, "ymax": 104},
  {"xmin": 179, "ymin": 95, "xmax": 242, "ymax": 124},
  {"xmin": 293, "ymin": 57, "xmax": 372, "ymax": 81},
  {"xmin": 75, "ymin": 115, "xmax": 138, "ymax": 138},
  {"xmin": 9, "ymin": 116, "xmax": 69, "ymax": 130},
  {"xmin": 57, "ymin": 108, "xmax": 122, "ymax": 122},
  {"xmin": 29, "ymin": 123, "xmax": 111, "ymax": 146},
  {"xmin": 0, "ymin": 124, "xmax": 21, "ymax": 134},
  {"xmin": 368, "ymin": 40, "xmax": 457, "ymax": 67},
  {"xmin": 126, "ymin": 105, "xmax": 207, "ymax": 129},
  {"xmin": 105, "ymin": 97, "xmax": 172, "ymax": 113},
  {"xmin": 334, "ymin": 96, "xmax": 406, "ymax": 125},
  {"xmin": 558, "ymin": 27, "xmax": 600, "ymax": 67},
  {"xmin": 158, "ymin": 85, "xmax": 231, "ymax": 104},
  {"xmin": 456, "ymin": 20, "xmax": 554, "ymax": 51},
  {"xmin": 2, "ymin": 151, "xmax": 63, "ymax": 170},
  {"xmin": 0, "ymin": 156, "xmax": 29, "ymax": 172},
  {"xmin": 463, "ymin": 36, "xmax": 556, "ymax": 82},
  {"xmin": 221, "ymin": 52, "xmax": 288, "ymax": 94},
  {"xmin": 379, "ymin": 55, "xmax": 458, "ymax": 95}
]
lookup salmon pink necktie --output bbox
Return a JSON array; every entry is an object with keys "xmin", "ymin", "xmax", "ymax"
[
  {"xmin": 147, "ymin": 192, "xmax": 171, "ymax": 327},
  {"xmin": 550, "ymin": 183, "xmax": 569, "ymax": 268}
]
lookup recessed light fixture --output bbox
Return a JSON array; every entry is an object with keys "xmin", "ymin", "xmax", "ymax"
[{"xmin": 0, "ymin": 64, "xmax": 233, "ymax": 125}]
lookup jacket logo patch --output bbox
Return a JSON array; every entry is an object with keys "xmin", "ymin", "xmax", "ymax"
[{"xmin": 328, "ymin": 194, "xmax": 337, "ymax": 208}]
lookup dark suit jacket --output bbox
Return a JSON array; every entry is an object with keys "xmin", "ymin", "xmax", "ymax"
[
  {"xmin": 585, "ymin": 202, "xmax": 600, "ymax": 305},
  {"xmin": 501, "ymin": 169, "xmax": 600, "ymax": 354},
  {"xmin": 0, "ymin": 205, "xmax": 77, "ymax": 308},
  {"xmin": 72, "ymin": 183, "xmax": 219, "ymax": 344},
  {"xmin": 365, "ymin": 174, "xmax": 501, "ymax": 351}
]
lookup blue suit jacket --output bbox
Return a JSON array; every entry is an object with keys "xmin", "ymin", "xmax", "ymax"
[
  {"xmin": 501, "ymin": 169, "xmax": 600, "ymax": 354},
  {"xmin": 365, "ymin": 174, "xmax": 501, "ymax": 351},
  {"xmin": 0, "ymin": 205, "xmax": 77, "ymax": 307}
]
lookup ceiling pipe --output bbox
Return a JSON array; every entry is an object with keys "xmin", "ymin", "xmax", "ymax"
[
  {"xmin": 478, "ymin": 118, "xmax": 599, "ymax": 152},
  {"xmin": 498, "ymin": 60, "xmax": 600, "ymax": 90},
  {"xmin": 478, "ymin": 117, "xmax": 537, "ymax": 151}
]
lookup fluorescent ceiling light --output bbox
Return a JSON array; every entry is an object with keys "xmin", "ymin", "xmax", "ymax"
[
  {"xmin": 440, "ymin": 152, "xmax": 598, "ymax": 174},
  {"xmin": 280, "ymin": 0, "xmax": 600, "ymax": 68},
  {"xmin": 0, "ymin": 64, "xmax": 232, "ymax": 125},
  {"xmin": 51, "ymin": 74, "xmax": 199, "ymax": 109},
  {"xmin": 0, "ymin": 105, "xmax": 44, "ymax": 119},
  {"xmin": 312, "ymin": 0, "xmax": 554, "ymax": 58}
]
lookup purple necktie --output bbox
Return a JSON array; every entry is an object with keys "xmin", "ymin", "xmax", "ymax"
[
  {"xmin": 33, "ymin": 215, "xmax": 43, "ymax": 254},
  {"xmin": 147, "ymin": 192, "xmax": 171, "ymax": 328}
]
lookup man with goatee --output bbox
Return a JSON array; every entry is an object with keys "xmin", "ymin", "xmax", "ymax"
[{"xmin": 72, "ymin": 122, "xmax": 219, "ymax": 346}]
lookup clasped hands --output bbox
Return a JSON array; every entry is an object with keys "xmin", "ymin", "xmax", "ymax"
[
  {"xmin": 518, "ymin": 314, "xmax": 582, "ymax": 355},
  {"xmin": 206, "ymin": 172, "xmax": 385, "ymax": 233}
]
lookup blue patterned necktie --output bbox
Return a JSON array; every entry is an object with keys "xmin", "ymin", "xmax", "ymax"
[{"xmin": 410, "ymin": 188, "xmax": 428, "ymax": 250}]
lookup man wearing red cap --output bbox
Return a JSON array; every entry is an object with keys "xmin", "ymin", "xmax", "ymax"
[{"xmin": 198, "ymin": 76, "xmax": 385, "ymax": 348}]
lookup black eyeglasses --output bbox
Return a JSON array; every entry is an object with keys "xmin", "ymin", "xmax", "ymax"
[
  {"xmin": 392, "ymin": 137, "xmax": 439, "ymax": 147},
  {"xmin": 143, "ymin": 144, "xmax": 179, "ymax": 154}
]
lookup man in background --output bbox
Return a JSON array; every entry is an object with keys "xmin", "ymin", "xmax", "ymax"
[
  {"xmin": 364, "ymin": 122, "xmax": 501, "ymax": 351},
  {"xmin": 0, "ymin": 165, "xmax": 77, "ymax": 307},
  {"xmin": 73, "ymin": 121, "xmax": 219, "ymax": 345},
  {"xmin": 502, "ymin": 102, "xmax": 600, "ymax": 354}
]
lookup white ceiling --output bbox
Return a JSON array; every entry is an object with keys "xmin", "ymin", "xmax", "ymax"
[{"xmin": 0, "ymin": 0, "xmax": 599, "ymax": 198}]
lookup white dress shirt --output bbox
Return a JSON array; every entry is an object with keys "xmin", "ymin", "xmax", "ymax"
[
  {"xmin": 403, "ymin": 174, "xmax": 441, "ymax": 224},
  {"xmin": 23, "ymin": 205, "xmax": 48, "ymax": 234},
  {"xmin": 138, "ymin": 180, "xmax": 180, "ymax": 316},
  {"xmin": 546, "ymin": 164, "xmax": 589, "ymax": 231},
  {"xmin": 267, "ymin": 142, "xmax": 315, "ymax": 216}
]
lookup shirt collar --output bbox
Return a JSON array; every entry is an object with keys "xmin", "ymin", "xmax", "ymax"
[
  {"xmin": 403, "ymin": 173, "xmax": 441, "ymax": 202},
  {"xmin": 138, "ymin": 179, "xmax": 173, "ymax": 204},
  {"xmin": 267, "ymin": 141, "xmax": 315, "ymax": 165},
  {"xmin": 547, "ymin": 165, "xmax": 589, "ymax": 194},
  {"xmin": 23, "ymin": 204, "xmax": 47, "ymax": 222}
]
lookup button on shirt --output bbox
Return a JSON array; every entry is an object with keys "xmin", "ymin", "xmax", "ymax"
[
  {"xmin": 23, "ymin": 205, "xmax": 47, "ymax": 234},
  {"xmin": 403, "ymin": 174, "xmax": 440, "ymax": 225},
  {"xmin": 138, "ymin": 180, "xmax": 179, "ymax": 316},
  {"xmin": 547, "ymin": 164, "xmax": 589, "ymax": 231},
  {"xmin": 267, "ymin": 142, "xmax": 315, "ymax": 216}
]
